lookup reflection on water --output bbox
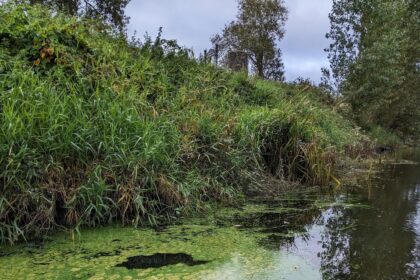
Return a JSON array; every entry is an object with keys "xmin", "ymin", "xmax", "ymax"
[
  {"xmin": 219, "ymin": 150, "xmax": 420, "ymax": 279},
  {"xmin": 0, "ymin": 151, "xmax": 419, "ymax": 279},
  {"xmin": 407, "ymin": 183, "xmax": 420, "ymax": 277},
  {"xmin": 276, "ymin": 151, "xmax": 420, "ymax": 280},
  {"xmin": 275, "ymin": 150, "xmax": 420, "ymax": 280}
]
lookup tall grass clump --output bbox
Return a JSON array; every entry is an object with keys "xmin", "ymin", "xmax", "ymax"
[{"xmin": 0, "ymin": 3, "xmax": 363, "ymax": 243}]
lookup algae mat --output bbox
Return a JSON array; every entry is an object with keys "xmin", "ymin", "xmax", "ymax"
[{"xmin": 0, "ymin": 224, "xmax": 320, "ymax": 280}]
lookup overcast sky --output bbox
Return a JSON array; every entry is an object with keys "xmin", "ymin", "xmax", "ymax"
[{"xmin": 126, "ymin": 0, "xmax": 332, "ymax": 83}]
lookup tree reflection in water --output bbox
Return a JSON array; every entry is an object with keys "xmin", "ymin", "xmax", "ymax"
[{"xmin": 273, "ymin": 155, "xmax": 420, "ymax": 280}]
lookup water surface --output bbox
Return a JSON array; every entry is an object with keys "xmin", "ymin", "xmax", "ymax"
[{"xmin": 0, "ymin": 150, "xmax": 419, "ymax": 279}]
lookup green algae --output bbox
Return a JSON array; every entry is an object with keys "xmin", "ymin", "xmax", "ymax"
[
  {"xmin": 0, "ymin": 195, "xmax": 326, "ymax": 280},
  {"xmin": 0, "ymin": 192, "xmax": 369, "ymax": 280},
  {"xmin": 0, "ymin": 224, "xmax": 319, "ymax": 280},
  {"xmin": 314, "ymin": 201, "xmax": 370, "ymax": 210}
]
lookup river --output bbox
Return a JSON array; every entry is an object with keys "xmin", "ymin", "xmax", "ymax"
[{"xmin": 0, "ymin": 150, "xmax": 419, "ymax": 279}]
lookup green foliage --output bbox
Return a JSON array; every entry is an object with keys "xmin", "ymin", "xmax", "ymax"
[
  {"xmin": 24, "ymin": 0, "xmax": 131, "ymax": 31},
  {"xmin": 211, "ymin": 0, "xmax": 288, "ymax": 80},
  {"xmin": 367, "ymin": 126, "xmax": 402, "ymax": 148},
  {"xmin": 0, "ymin": 3, "xmax": 363, "ymax": 243},
  {"xmin": 325, "ymin": 0, "xmax": 420, "ymax": 138}
]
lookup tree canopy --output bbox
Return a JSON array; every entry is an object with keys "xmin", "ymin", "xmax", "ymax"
[
  {"xmin": 325, "ymin": 0, "xmax": 419, "ymax": 137},
  {"xmin": 211, "ymin": 0, "xmax": 288, "ymax": 81},
  {"xmin": 27, "ymin": 0, "xmax": 131, "ymax": 31}
]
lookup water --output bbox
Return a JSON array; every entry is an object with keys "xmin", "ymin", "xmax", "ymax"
[{"xmin": 0, "ymin": 150, "xmax": 419, "ymax": 279}]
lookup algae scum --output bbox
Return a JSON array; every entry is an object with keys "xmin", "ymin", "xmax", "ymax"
[
  {"xmin": 1, "ymin": 154, "xmax": 420, "ymax": 279},
  {"xmin": 0, "ymin": 194, "xmax": 333, "ymax": 280}
]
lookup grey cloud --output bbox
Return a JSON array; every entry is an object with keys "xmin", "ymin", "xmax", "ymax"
[
  {"xmin": 126, "ymin": 0, "xmax": 237, "ymax": 52},
  {"xmin": 282, "ymin": 0, "xmax": 332, "ymax": 81}
]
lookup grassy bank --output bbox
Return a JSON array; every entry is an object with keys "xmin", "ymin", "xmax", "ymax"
[{"xmin": 0, "ymin": 4, "xmax": 364, "ymax": 244}]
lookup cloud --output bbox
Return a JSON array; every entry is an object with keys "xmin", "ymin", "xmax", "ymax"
[
  {"xmin": 126, "ymin": 0, "xmax": 237, "ymax": 53},
  {"xmin": 126, "ymin": 0, "xmax": 332, "ymax": 82},
  {"xmin": 281, "ymin": 0, "xmax": 332, "ymax": 81}
]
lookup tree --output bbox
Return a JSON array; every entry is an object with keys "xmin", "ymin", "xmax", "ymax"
[
  {"xmin": 27, "ymin": 0, "xmax": 131, "ymax": 31},
  {"xmin": 211, "ymin": 0, "xmax": 288, "ymax": 81},
  {"xmin": 325, "ymin": 0, "xmax": 420, "ymax": 137},
  {"xmin": 323, "ymin": 0, "xmax": 365, "ymax": 91}
]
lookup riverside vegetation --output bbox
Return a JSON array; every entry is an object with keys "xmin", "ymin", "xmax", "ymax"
[{"xmin": 0, "ymin": 3, "xmax": 383, "ymax": 245}]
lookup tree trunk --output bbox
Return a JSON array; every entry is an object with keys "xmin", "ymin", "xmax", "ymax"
[{"xmin": 256, "ymin": 53, "xmax": 264, "ymax": 79}]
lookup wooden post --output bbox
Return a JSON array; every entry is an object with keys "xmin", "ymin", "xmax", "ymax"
[{"xmin": 215, "ymin": 44, "xmax": 219, "ymax": 67}]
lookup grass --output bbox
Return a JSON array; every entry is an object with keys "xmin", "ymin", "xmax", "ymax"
[
  {"xmin": 0, "ymin": 3, "xmax": 364, "ymax": 244},
  {"xmin": 367, "ymin": 125, "xmax": 403, "ymax": 148}
]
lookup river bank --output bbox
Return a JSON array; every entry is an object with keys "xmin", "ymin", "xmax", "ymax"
[{"xmin": 0, "ymin": 3, "xmax": 372, "ymax": 244}]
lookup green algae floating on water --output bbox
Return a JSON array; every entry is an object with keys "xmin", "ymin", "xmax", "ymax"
[
  {"xmin": 0, "ymin": 195, "xmax": 326, "ymax": 279},
  {"xmin": 0, "ymin": 224, "xmax": 320, "ymax": 280},
  {"xmin": 0, "ymin": 193, "xmax": 329, "ymax": 279}
]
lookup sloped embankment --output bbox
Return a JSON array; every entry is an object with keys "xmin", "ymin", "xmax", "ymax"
[{"xmin": 0, "ymin": 4, "xmax": 362, "ymax": 243}]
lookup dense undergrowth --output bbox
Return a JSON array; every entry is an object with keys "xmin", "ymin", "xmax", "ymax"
[{"xmin": 0, "ymin": 4, "xmax": 364, "ymax": 244}]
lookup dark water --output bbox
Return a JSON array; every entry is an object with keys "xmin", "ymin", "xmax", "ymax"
[
  {"xmin": 271, "ymin": 150, "xmax": 420, "ymax": 280},
  {"xmin": 0, "ymin": 150, "xmax": 419, "ymax": 279},
  {"xmin": 116, "ymin": 253, "xmax": 208, "ymax": 269}
]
